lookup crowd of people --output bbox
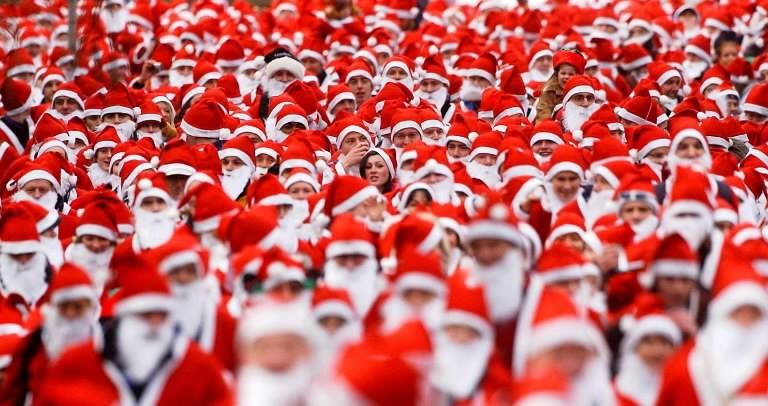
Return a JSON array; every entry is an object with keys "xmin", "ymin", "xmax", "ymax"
[{"xmin": 1, "ymin": 0, "xmax": 768, "ymax": 404}]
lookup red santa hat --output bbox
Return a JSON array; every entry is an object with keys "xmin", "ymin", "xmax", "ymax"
[
  {"xmin": 51, "ymin": 82, "xmax": 85, "ymax": 110},
  {"xmin": 193, "ymin": 61, "xmax": 222, "ymax": 87},
  {"xmin": 75, "ymin": 202, "xmax": 119, "ymax": 242},
  {"xmin": 13, "ymin": 200, "xmax": 58, "ymax": 234},
  {"xmin": 530, "ymin": 119, "xmax": 565, "ymax": 146},
  {"xmin": 178, "ymin": 183, "xmax": 240, "ymax": 234},
  {"xmin": 536, "ymin": 241, "xmax": 586, "ymax": 284},
  {"xmin": 467, "ymin": 194, "xmax": 524, "ymax": 245},
  {"xmin": 158, "ymin": 139, "xmax": 197, "ymax": 176},
  {"xmin": 684, "ymin": 35, "xmax": 712, "ymax": 65},
  {"xmin": 0, "ymin": 204, "xmax": 41, "ymax": 254},
  {"xmin": 236, "ymin": 296, "xmax": 320, "ymax": 345},
  {"xmin": 325, "ymin": 213, "xmax": 377, "ymax": 259},
  {"xmin": 114, "ymin": 265, "xmax": 174, "ymax": 316},
  {"xmin": 334, "ymin": 116, "xmax": 371, "ymax": 149},
  {"xmin": 48, "ymin": 262, "xmax": 98, "ymax": 305},
  {"xmin": 382, "ymin": 56, "xmax": 416, "ymax": 78},
  {"xmin": 648, "ymin": 61, "xmax": 682, "ymax": 87},
  {"xmin": 544, "ymin": 145, "xmax": 587, "ymax": 181},
  {"xmin": 101, "ymin": 84, "xmax": 137, "ymax": 118},
  {"xmin": 619, "ymin": 44, "xmax": 652, "ymax": 71},
  {"xmin": 662, "ymin": 164, "xmax": 716, "ymax": 223},
  {"xmin": 390, "ymin": 246, "xmax": 445, "ymax": 296},
  {"xmin": 743, "ymin": 83, "xmax": 768, "ymax": 117},
  {"xmin": 591, "ymin": 160, "xmax": 636, "ymax": 189},
  {"xmin": 219, "ymin": 136, "xmax": 256, "ymax": 169},
  {"xmin": 616, "ymin": 96, "xmax": 667, "ymax": 126},
  {"xmin": 546, "ymin": 212, "xmax": 588, "ymax": 247},
  {"xmin": 466, "ymin": 52, "xmax": 498, "ymax": 85},
  {"xmin": 234, "ymin": 119, "xmax": 267, "ymax": 142},
  {"xmin": 629, "ymin": 125, "xmax": 671, "ymax": 162},
  {"xmin": 513, "ymin": 277, "xmax": 603, "ymax": 375},
  {"xmin": 469, "ymin": 132, "xmax": 501, "ymax": 162},
  {"xmin": 562, "ymin": 75, "xmax": 595, "ymax": 104},
  {"xmin": 324, "ymin": 175, "xmax": 379, "ymax": 218},
  {"xmin": 312, "ymin": 284, "xmax": 357, "ymax": 322},
  {"xmin": 218, "ymin": 208, "xmax": 281, "ymax": 252},
  {"xmin": 640, "ymin": 234, "xmax": 699, "ymax": 287},
  {"xmin": 130, "ymin": 170, "xmax": 172, "ymax": 208},
  {"xmin": 0, "ymin": 78, "xmax": 34, "ymax": 116},
  {"xmin": 6, "ymin": 160, "xmax": 61, "ymax": 194},
  {"xmin": 181, "ymin": 98, "xmax": 232, "ymax": 140},
  {"xmin": 326, "ymin": 84, "xmax": 356, "ymax": 113},
  {"xmin": 136, "ymin": 100, "xmax": 163, "ymax": 126},
  {"xmin": 246, "ymin": 174, "xmax": 292, "ymax": 207},
  {"xmin": 344, "ymin": 60, "xmax": 375, "ymax": 84},
  {"xmin": 412, "ymin": 146, "xmax": 453, "ymax": 182},
  {"xmin": 708, "ymin": 254, "xmax": 768, "ymax": 321},
  {"xmin": 553, "ymin": 50, "xmax": 586, "ymax": 74}
]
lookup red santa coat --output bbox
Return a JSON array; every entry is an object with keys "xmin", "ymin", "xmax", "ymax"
[
  {"xmin": 34, "ymin": 338, "xmax": 232, "ymax": 406},
  {"xmin": 656, "ymin": 339, "xmax": 768, "ymax": 405},
  {"xmin": 1, "ymin": 329, "xmax": 48, "ymax": 405}
]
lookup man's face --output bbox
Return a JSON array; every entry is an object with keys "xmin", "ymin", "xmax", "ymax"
[
  {"xmin": 745, "ymin": 111, "xmax": 768, "ymax": 124},
  {"xmin": 423, "ymin": 127, "xmax": 444, "ymax": 142},
  {"xmin": 56, "ymin": 298, "xmax": 93, "ymax": 321},
  {"xmin": 726, "ymin": 96, "xmax": 740, "ymax": 117},
  {"xmin": 730, "ymin": 304, "xmax": 763, "ymax": 327},
  {"xmin": 532, "ymin": 140, "xmax": 558, "ymax": 157},
  {"xmin": 555, "ymin": 232, "xmax": 586, "ymax": 253},
  {"xmin": 272, "ymin": 69, "xmax": 296, "ymax": 84},
  {"xmin": 165, "ymin": 174, "xmax": 189, "ymax": 200},
  {"xmin": 301, "ymin": 57, "xmax": 323, "ymax": 76},
  {"xmin": 645, "ymin": 146, "xmax": 669, "ymax": 165},
  {"xmin": 340, "ymin": 132, "xmax": 369, "ymax": 155},
  {"xmin": 446, "ymin": 141, "xmax": 470, "ymax": 159},
  {"xmin": 660, "ymin": 76, "xmax": 681, "ymax": 98},
  {"xmin": 53, "ymin": 96, "xmax": 80, "ymax": 115},
  {"xmin": 108, "ymin": 65, "xmax": 128, "ymax": 84},
  {"xmin": 96, "ymin": 148, "xmax": 113, "ymax": 171},
  {"xmin": 332, "ymin": 99, "xmax": 356, "ymax": 116},
  {"xmin": 472, "ymin": 152, "xmax": 496, "ymax": 166},
  {"xmin": 140, "ymin": 196, "xmax": 168, "ymax": 213},
  {"xmin": 569, "ymin": 92, "xmax": 595, "ymax": 108},
  {"xmin": 287, "ymin": 182, "xmax": 314, "ymax": 200},
  {"xmin": 102, "ymin": 112, "xmax": 131, "ymax": 125},
  {"xmin": 22, "ymin": 179, "xmax": 54, "ymax": 199},
  {"xmin": 81, "ymin": 234, "xmax": 112, "ymax": 254},
  {"xmin": 675, "ymin": 137, "xmax": 705, "ymax": 160},
  {"xmin": 468, "ymin": 76, "xmax": 491, "ymax": 90},
  {"xmin": 332, "ymin": 254, "xmax": 367, "ymax": 270},
  {"xmin": 635, "ymin": 334, "xmax": 675, "ymax": 372},
  {"xmin": 469, "ymin": 238, "xmax": 516, "ymax": 267},
  {"xmin": 347, "ymin": 77, "xmax": 373, "ymax": 105},
  {"xmin": 420, "ymin": 78, "xmax": 443, "ymax": 93},
  {"xmin": 386, "ymin": 66, "xmax": 409, "ymax": 81},
  {"xmin": 655, "ymin": 276, "xmax": 696, "ymax": 308},
  {"xmin": 551, "ymin": 171, "xmax": 581, "ymax": 202},
  {"xmin": 85, "ymin": 116, "xmax": 101, "ymax": 132},
  {"xmin": 620, "ymin": 202, "xmax": 653, "ymax": 225},
  {"xmin": 401, "ymin": 288, "xmax": 437, "ymax": 309},
  {"xmin": 222, "ymin": 156, "xmax": 246, "ymax": 171},
  {"xmin": 256, "ymin": 154, "xmax": 277, "ymax": 169},
  {"xmin": 167, "ymin": 263, "xmax": 199, "ymax": 286},
  {"xmin": 534, "ymin": 343, "xmax": 593, "ymax": 378},
  {"xmin": 240, "ymin": 333, "xmax": 311, "ymax": 373},
  {"xmin": 392, "ymin": 128, "xmax": 421, "ymax": 148},
  {"xmin": 533, "ymin": 56, "xmax": 552, "ymax": 73},
  {"xmin": 43, "ymin": 80, "xmax": 62, "ymax": 100},
  {"xmin": 280, "ymin": 122, "xmax": 306, "ymax": 136}
]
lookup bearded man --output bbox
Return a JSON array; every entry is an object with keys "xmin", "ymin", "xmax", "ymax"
[
  {"xmin": 560, "ymin": 75, "xmax": 601, "ymax": 133},
  {"xmin": 65, "ymin": 202, "xmax": 119, "ymax": 293}
]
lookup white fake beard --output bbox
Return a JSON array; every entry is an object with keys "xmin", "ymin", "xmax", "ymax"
[
  {"xmin": 415, "ymin": 87, "xmax": 448, "ymax": 108},
  {"xmin": 380, "ymin": 293, "xmax": 444, "ymax": 333},
  {"xmin": 528, "ymin": 68, "xmax": 552, "ymax": 83},
  {"xmin": 446, "ymin": 155, "xmax": 469, "ymax": 165},
  {"xmin": 615, "ymin": 353, "xmax": 661, "ymax": 406},
  {"xmin": 459, "ymin": 82, "xmax": 483, "ymax": 102},
  {"xmin": 584, "ymin": 189, "xmax": 615, "ymax": 228},
  {"xmin": 658, "ymin": 95, "xmax": 678, "ymax": 112},
  {"xmin": 542, "ymin": 183, "xmax": 571, "ymax": 214},
  {"xmin": 630, "ymin": 215, "xmax": 659, "ymax": 242},
  {"xmin": 660, "ymin": 215, "xmax": 711, "ymax": 250},
  {"xmin": 65, "ymin": 243, "xmax": 113, "ymax": 292},
  {"xmin": 397, "ymin": 169, "xmax": 415, "ymax": 185},
  {"xmin": 237, "ymin": 73, "xmax": 259, "ymax": 94},
  {"xmin": 42, "ymin": 307, "xmax": 96, "ymax": 359},
  {"xmin": 87, "ymin": 164, "xmax": 111, "ymax": 187},
  {"xmin": 48, "ymin": 109, "xmax": 83, "ymax": 123},
  {"xmin": 200, "ymin": 232, "xmax": 230, "ymax": 272},
  {"xmin": 570, "ymin": 358, "xmax": 615, "ymax": 406},
  {"xmin": 221, "ymin": 166, "xmax": 252, "ymax": 200},
  {"xmin": 169, "ymin": 70, "xmax": 193, "ymax": 88},
  {"xmin": 171, "ymin": 281, "xmax": 208, "ymax": 340},
  {"xmin": 13, "ymin": 190, "xmax": 58, "ymax": 212},
  {"xmin": 100, "ymin": 8, "xmax": 127, "ymax": 33},
  {"xmin": 134, "ymin": 207, "xmax": 177, "ymax": 250},
  {"xmin": 534, "ymin": 152, "xmax": 551, "ymax": 166},
  {"xmin": 323, "ymin": 258, "xmax": 379, "ymax": 316},
  {"xmin": 264, "ymin": 78, "xmax": 293, "ymax": 97},
  {"xmin": 237, "ymin": 364, "xmax": 314, "ymax": 406},
  {"xmin": 472, "ymin": 250, "xmax": 525, "ymax": 323},
  {"xmin": 682, "ymin": 60, "xmax": 708, "ymax": 81},
  {"xmin": 697, "ymin": 318, "xmax": 768, "ymax": 396},
  {"xmin": 0, "ymin": 252, "xmax": 48, "ymax": 305},
  {"xmin": 105, "ymin": 121, "xmax": 136, "ymax": 143},
  {"xmin": 421, "ymin": 135, "xmax": 446, "ymax": 146},
  {"xmin": 429, "ymin": 330, "xmax": 493, "ymax": 399},
  {"xmin": 466, "ymin": 161, "xmax": 499, "ymax": 189},
  {"xmin": 117, "ymin": 315, "xmax": 175, "ymax": 384},
  {"xmin": 562, "ymin": 101, "xmax": 600, "ymax": 133},
  {"xmin": 136, "ymin": 130, "xmax": 164, "ymax": 149},
  {"xmin": 41, "ymin": 236, "xmax": 64, "ymax": 268},
  {"xmin": 429, "ymin": 178, "xmax": 455, "ymax": 204},
  {"xmin": 281, "ymin": 199, "xmax": 309, "ymax": 229},
  {"xmin": 381, "ymin": 76, "xmax": 414, "ymax": 91}
]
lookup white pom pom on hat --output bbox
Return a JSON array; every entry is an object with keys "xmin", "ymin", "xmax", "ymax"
[{"xmin": 137, "ymin": 178, "xmax": 153, "ymax": 191}]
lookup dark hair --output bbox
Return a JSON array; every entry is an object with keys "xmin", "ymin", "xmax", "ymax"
[
  {"xmin": 359, "ymin": 151, "xmax": 393, "ymax": 193},
  {"xmin": 714, "ymin": 30, "xmax": 742, "ymax": 55}
]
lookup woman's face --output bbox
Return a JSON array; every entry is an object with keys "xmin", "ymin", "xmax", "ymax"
[
  {"xmin": 717, "ymin": 42, "xmax": 740, "ymax": 68},
  {"xmin": 675, "ymin": 137, "xmax": 704, "ymax": 160},
  {"xmin": 287, "ymin": 181, "xmax": 315, "ymax": 200},
  {"xmin": 406, "ymin": 189, "xmax": 432, "ymax": 210},
  {"xmin": 364, "ymin": 155, "xmax": 389, "ymax": 187}
]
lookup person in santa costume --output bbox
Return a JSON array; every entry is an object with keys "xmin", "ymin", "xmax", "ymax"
[
  {"xmin": 35, "ymin": 259, "xmax": 231, "ymax": 405},
  {"xmin": 0, "ymin": 78, "xmax": 35, "ymax": 154},
  {"xmin": 251, "ymin": 47, "xmax": 305, "ymax": 120},
  {"xmin": 614, "ymin": 311, "xmax": 681, "ymax": 406},
  {"xmin": 0, "ymin": 204, "xmax": 52, "ymax": 310},
  {"xmin": 656, "ymin": 253, "xmax": 768, "ymax": 405},
  {"xmin": 429, "ymin": 270, "xmax": 513, "ymax": 405},
  {"xmin": 235, "ymin": 297, "xmax": 322, "ymax": 406},
  {"xmin": 0, "ymin": 263, "xmax": 101, "ymax": 404},
  {"xmin": 559, "ymin": 75, "xmax": 601, "ymax": 133},
  {"xmin": 64, "ymin": 202, "xmax": 119, "ymax": 293},
  {"xmin": 536, "ymin": 50, "xmax": 587, "ymax": 122},
  {"xmin": 146, "ymin": 231, "xmax": 236, "ymax": 371},
  {"xmin": 121, "ymin": 172, "xmax": 179, "ymax": 252}
]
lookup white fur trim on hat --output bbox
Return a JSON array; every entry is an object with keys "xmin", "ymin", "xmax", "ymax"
[
  {"xmin": 465, "ymin": 68, "xmax": 496, "ymax": 85},
  {"xmin": 636, "ymin": 139, "xmax": 671, "ymax": 162},
  {"xmin": 280, "ymin": 158, "xmax": 316, "ymax": 176},
  {"xmin": 391, "ymin": 120, "xmax": 423, "ymax": 138},
  {"xmin": 158, "ymin": 162, "xmax": 196, "ymax": 176},
  {"xmin": 545, "ymin": 162, "xmax": 584, "ymax": 181},
  {"xmin": 103, "ymin": 58, "xmax": 129, "ymax": 71},
  {"xmin": 336, "ymin": 125, "xmax": 370, "ymax": 148},
  {"xmin": 266, "ymin": 56, "xmax": 306, "ymax": 80},
  {"xmin": 684, "ymin": 45, "xmax": 712, "ymax": 65},
  {"xmin": 52, "ymin": 89, "xmax": 84, "ymax": 109},
  {"xmin": 657, "ymin": 69, "xmax": 682, "ymax": 87},
  {"xmin": 619, "ymin": 55, "xmax": 653, "ymax": 72},
  {"xmin": 743, "ymin": 103, "xmax": 768, "ymax": 117},
  {"xmin": 5, "ymin": 91, "xmax": 36, "ymax": 116},
  {"xmin": 19, "ymin": 169, "xmax": 60, "ymax": 192},
  {"xmin": 466, "ymin": 220, "xmax": 523, "ymax": 246},
  {"xmin": 115, "ymin": 293, "xmax": 175, "ymax": 316},
  {"xmin": 7, "ymin": 64, "xmax": 36, "ymax": 78},
  {"xmin": 326, "ymin": 240, "xmax": 376, "ymax": 259},
  {"xmin": 394, "ymin": 273, "xmax": 446, "ymax": 296},
  {"xmin": 100, "ymin": 105, "xmax": 135, "ymax": 118},
  {"xmin": 649, "ymin": 259, "xmax": 699, "ymax": 279},
  {"xmin": 621, "ymin": 314, "xmax": 681, "ymax": 354},
  {"xmin": 51, "ymin": 284, "xmax": 97, "ymax": 305},
  {"xmin": 616, "ymin": 107, "xmax": 654, "ymax": 126},
  {"xmin": 0, "ymin": 240, "xmax": 42, "ymax": 255},
  {"xmin": 563, "ymin": 85, "xmax": 595, "ymax": 104},
  {"xmin": 328, "ymin": 91, "xmax": 356, "ymax": 113},
  {"xmin": 276, "ymin": 114, "xmax": 309, "ymax": 131},
  {"xmin": 413, "ymin": 159, "xmax": 453, "ymax": 182},
  {"xmin": 708, "ymin": 281, "xmax": 768, "ymax": 321},
  {"xmin": 257, "ymin": 193, "xmax": 294, "ymax": 207},
  {"xmin": 180, "ymin": 119, "xmax": 223, "ymax": 139},
  {"xmin": 530, "ymin": 132, "xmax": 564, "ymax": 146},
  {"xmin": 469, "ymin": 147, "xmax": 498, "ymax": 162},
  {"xmin": 158, "ymin": 250, "xmax": 202, "ymax": 275},
  {"xmin": 196, "ymin": 71, "xmax": 222, "ymax": 86},
  {"xmin": 331, "ymin": 185, "xmax": 379, "ymax": 216},
  {"xmin": 76, "ymin": 224, "xmax": 117, "ymax": 241},
  {"xmin": 219, "ymin": 148, "xmax": 255, "ymax": 169},
  {"xmin": 538, "ymin": 265, "xmax": 584, "ymax": 284}
]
